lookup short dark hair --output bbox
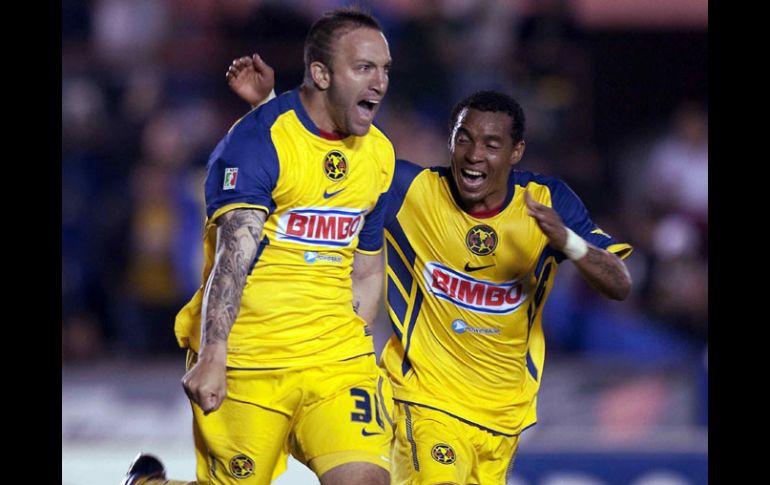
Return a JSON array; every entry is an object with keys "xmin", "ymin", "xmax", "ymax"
[
  {"xmin": 450, "ymin": 91, "xmax": 526, "ymax": 144},
  {"xmin": 303, "ymin": 8, "xmax": 383, "ymax": 82}
]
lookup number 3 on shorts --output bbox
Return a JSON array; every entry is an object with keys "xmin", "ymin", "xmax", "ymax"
[{"xmin": 350, "ymin": 388, "xmax": 385, "ymax": 430}]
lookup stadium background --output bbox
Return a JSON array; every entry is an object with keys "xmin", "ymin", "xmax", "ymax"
[{"xmin": 61, "ymin": 0, "xmax": 708, "ymax": 483}]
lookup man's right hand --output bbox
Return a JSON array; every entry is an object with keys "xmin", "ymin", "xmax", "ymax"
[
  {"xmin": 182, "ymin": 354, "xmax": 228, "ymax": 415},
  {"xmin": 226, "ymin": 53, "xmax": 276, "ymax": 108}
]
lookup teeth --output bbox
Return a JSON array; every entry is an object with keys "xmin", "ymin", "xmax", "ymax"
[{"xmin": 462, "ymin": 169, "xmax": 484, "ymax": 177}]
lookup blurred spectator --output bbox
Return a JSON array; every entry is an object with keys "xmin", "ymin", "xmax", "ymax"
[
  {"xmin": 388, "ymin": 0, "xmax": 455, "ymax": 124},
  {"xmin": 645, "ymin": 101, "xmax": 708, "ymax": 229},
  {"xmin": 512, "ymin": 0, "xmax": 594, "ymax": 151}
]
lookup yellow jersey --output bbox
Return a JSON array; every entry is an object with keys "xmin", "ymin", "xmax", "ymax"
[
  {"xmin": 175, "ymin": 89, "xmax": 395, "ymax": 368},
  {"xmin": 380, "ymin": 160, "xmax": 632, "ymax": 436}
]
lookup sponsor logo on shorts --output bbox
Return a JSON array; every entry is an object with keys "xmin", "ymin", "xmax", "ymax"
[
  {"xmin": 229, "ymin": 454, "xmax": 254, "ymax": 479},
  {"xmin": 431, "ymin": 443, "xmax": 456, "ymax": 464},
  {"xmin": 362, "ymin": 428, "xmax": 384, "ymax": 436}
]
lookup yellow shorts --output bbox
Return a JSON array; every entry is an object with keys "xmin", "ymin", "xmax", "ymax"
[
  {"xmin": 187, "ymin": 351, "xmax": 393, "ymax": 484},
  {"xmin": 391, "ymin": 402, "xmax": 520, "ymax": 485}
]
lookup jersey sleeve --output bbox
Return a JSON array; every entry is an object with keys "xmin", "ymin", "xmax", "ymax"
[
  {"xmin": 383, "ymin": 159, "xmax": 425, "ymax": 226},
  {"xmin": 550, "ymin": 179, "xmax": 633, "ymax": 260},
  {"xmin": 357, "ymin": 193, "xmax": 388, "ymax": 253},
  {"xmin": 204, "ymin": 121, "xmax": 279, "ymax": 222}
]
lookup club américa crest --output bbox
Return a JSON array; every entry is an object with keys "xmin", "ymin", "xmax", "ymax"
[
  {"xmin": 466, "ymin": 224, "xmax": 498, "ymax": 256},
  {"xmin": 323, "ymin": 150, "xmax": 349, "ymax": 182},
  {"xmin": 431, "ymin": 443, "xmax": 456, "ymax": 464},
  {"xmin": 229, "ymin": 454, "xmax": 254, "ymax": 479}
]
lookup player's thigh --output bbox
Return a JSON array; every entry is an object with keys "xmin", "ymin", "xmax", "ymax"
[
  {"xmin": 476, "ymin": 433, "xmax": 520, "ymax": 485},
  {"xmin": 293, "ymin": 355, "xmax": 392, "ymax": 479},
  {"xmin": 390, "ymin": 403, "xmax": 474, "ymax": 485},
  {"xmin": 192, "ymin": 396, "xmax": 291, "ymax": 484},
  {"xmin": 319, "ymin": 460, "xmax": 390, "ymax": 485}
]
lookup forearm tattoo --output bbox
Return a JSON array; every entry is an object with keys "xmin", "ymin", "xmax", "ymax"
[
  {"xmin": 352, "ymin": 300, "xmax": 361, "ymax": 315},
  {"xmin": 202, "ymin": 210, "xmax": 266, "ymax": 346},
  {"xmin": 585, "ymin": 246, "xmax": 628, "ymax": 289}
]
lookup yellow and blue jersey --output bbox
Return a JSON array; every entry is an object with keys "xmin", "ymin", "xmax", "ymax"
[
  {"xmin": 175, "ymin": 89, "xmax": 395, "ymax": 368},
  {"xmin": 380, "ymin": 159, "xmax": 632, "ymax": 436}
]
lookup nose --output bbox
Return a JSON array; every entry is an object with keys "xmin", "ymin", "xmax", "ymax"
[
  {"xmin": 371, "ymin": 67, "xmax": 388, "ymax": 95},
  {"xmin": 467, "ymin": 142, "xmax": 485, "ymax": 163}
]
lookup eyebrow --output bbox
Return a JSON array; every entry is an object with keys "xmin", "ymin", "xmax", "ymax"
[{"xmin": 455, "ymin": 126, "xmax": 503, "ymax": 142}]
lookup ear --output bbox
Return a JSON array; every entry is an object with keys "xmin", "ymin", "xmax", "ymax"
[
  {"xmin": 310, "ymin": 61, "xmax": 331, "ymax": 90},
  {"xmin": 510, "ymin": 141, "xmax": 526, "ymax": 167}
]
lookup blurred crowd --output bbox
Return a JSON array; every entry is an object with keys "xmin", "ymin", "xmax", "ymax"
[{"xmin": 62, "ymin": 0, "xmax": 707, "ymax": 427}]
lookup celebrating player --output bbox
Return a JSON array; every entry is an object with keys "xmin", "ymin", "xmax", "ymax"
[{"xmin": 122, "ymin": 8, "xmax": 395, "ymax": 485}]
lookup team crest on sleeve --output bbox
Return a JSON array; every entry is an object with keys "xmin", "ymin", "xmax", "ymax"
[
  {"xmin": 223, "ymin": 167, "xmax": 239, "ymax": 190},
  {"xmin": 323, "ymin": 150, "xmax": 349, "ymax": 182},
  {"xmin": 228, "ymin": 454, "xmax": 254, "ymax": 479},
  {"xmin": 431, "ymin": 443, "xmax": 456, "ymax": 464},
  {"xmin": 466, "ymin": 224, "xmax": 498, "ymax": 255}
]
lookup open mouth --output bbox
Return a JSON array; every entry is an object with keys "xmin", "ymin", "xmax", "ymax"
[
  {"xmin": 356, "ymin": 99, "xmax": 379, "ymax": 121},
  {"xmin": 358, "ymin": 99, "xmax": 378, "ymax": 111},
  {"xmin": 460, "ymin": 168, "xmax": 486, "ymax": 186}
]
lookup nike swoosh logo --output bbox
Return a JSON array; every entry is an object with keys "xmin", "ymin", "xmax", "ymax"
[
  {"xmin": 361, "ymin": 429, "xmax": 384, "ymax": 437},
  {"xmin": 323, "ymin": 188, "xmax": 346, "ymax": 199},
  {"xmin": 464, "ymin": 263, "xmax": 495, "ymax": 272}
]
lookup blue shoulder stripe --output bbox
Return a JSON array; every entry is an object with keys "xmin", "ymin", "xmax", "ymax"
[
  {"xmin": 203, "ymin": 90, "xmax": 310, "ymax": 219},
  {"xmin": 384, "ymin": 159, "xmax": 426, "ymax": 225},
  {"xmin": 515, "ymin": 171, "xmax": 626, "ymax": 254}
]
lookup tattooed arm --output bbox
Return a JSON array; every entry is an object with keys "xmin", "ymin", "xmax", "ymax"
[
  {"xmin": 351, "ymin": 252, "xmax": 384, "ymax": 327},
  {"xmin": 525, "ymin": 191, "xmax": 631, "ymax": 300},
  {"xmin": 182, "ymin": 208, "xmax": 267, "ymax": 414},
  {"xmin": 569, "ymin": 246, "xmax": 632, "ymax": 300}
]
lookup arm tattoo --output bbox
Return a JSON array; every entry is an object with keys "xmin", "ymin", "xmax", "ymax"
[
  {"xmin": 585, "ymin": 246, "xmax": 628, "ymax": 288},
  {"xmin": 352, "ymin": 300, "xmax": 361, "ymax": 315},
  {"xmin": 202, "ymin": 209, "xmax": 267, "ymax": 346}
]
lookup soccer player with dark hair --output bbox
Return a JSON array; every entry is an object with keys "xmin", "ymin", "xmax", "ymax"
[
  {"xmin": 122, "ymin": 8, "xmax": 395, "ymax": 485},
  {"xmin": 221, "ymin": 51, "xmax": 632, "ymax": 485}
]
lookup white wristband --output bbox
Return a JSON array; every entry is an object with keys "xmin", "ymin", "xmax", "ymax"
[
  {"xmin": 255, "ymin": 89, "xmax": 276, "ymax": 108},
  {"xmin": 563, "ymin": 228, "xmax": 588, "ymax": 260}
]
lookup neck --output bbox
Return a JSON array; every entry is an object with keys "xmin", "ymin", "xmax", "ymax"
[
  {"xmin": 449, "ymin": 176, "xmax": 507, "ymax": 216},
  {"xmin": 299, "ymin": 85, "xmax": 345, "ymax": 136}
]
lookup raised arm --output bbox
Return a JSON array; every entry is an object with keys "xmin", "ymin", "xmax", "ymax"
[
  {"xmin": 525, "ymin": 190, "xmax": 631, "ymax": 300},
  {"xmin": 226, "ymin": 53, "xmax": 276, "ymax": 108},
  {"xmin": 182, "ymin": 208, "xmax": 267, "ymax": 414},
  {"xmin": 351, "ymin": 252, "xmax": 385, "ymax": 327}
]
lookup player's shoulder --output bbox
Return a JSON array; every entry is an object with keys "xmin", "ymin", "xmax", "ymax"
[
  {"xmin": 366, "ymin": 124, "xmax": 397, "ymax": 167},
  {"xmin": 391, "ymin": 159, "xmax": 443, "ymax": 191},
  {"xmin": 228, "ymin": 90, "xmax": 297, "ymax": 139},
  {"xmin": 513, "ymin": 169, "xmax": 566, "ymax": 191}
]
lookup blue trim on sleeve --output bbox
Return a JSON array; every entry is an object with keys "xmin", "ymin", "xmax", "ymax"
[
  {"xmin": 358, "ymin": 193, "xmax": 387, "ymax": 252},
  {"xmin": 515, "ymin": 171, "xmax": 625, "ymax": 255},
  {"xmin": 384, "ymin": 159, "xmax": 426, "ymax": 226},
  {"xmin": 204, "ymin": 97, "xmax": 292, "ymax": 219}
]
